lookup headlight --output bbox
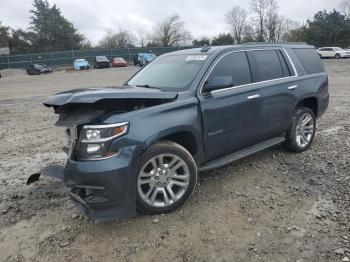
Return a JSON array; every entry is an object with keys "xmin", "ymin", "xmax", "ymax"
[{"xmin": 78, "ymin": 122, "xmax": 128, "ymax": 160}]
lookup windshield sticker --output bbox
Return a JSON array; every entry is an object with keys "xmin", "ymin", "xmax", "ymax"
[{"xmin": 186, "ymin": 55, "xmax": 207, "ymax": 61}]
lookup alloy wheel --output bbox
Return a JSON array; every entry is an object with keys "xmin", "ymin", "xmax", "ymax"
[
  {"xmin": 295, "ymin": 113, "xmax": 314, "ymax": 148},
  {"xmin": 137, "ymin": 154, "xmax": 190, "ymax": 208}
]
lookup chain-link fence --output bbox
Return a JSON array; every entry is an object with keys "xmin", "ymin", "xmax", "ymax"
[{"xmin": 0, "ymin": 46, "xmax": 193, "ymax": 70}]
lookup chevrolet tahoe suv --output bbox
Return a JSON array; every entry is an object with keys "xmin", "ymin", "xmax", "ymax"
[{"xmin": 28, "ymin": 43, "xmax": 329, "ymax": 222}]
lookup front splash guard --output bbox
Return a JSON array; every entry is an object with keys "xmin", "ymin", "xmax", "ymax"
[
  {"xmin": 27, "ymin": 164, "xmax": 64, "ymax": 185},
  {"xmin": 27, "ymin": 163, "xmax": 137, "ymax": 222}
]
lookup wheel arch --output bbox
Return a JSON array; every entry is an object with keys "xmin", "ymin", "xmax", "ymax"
[
  {"xmin": 295, "ymin": 97, "xmax": 318, "ymax": 117},
  {"xmin": 143, "ymin": 128, "xmax": 202, "ymax": 160}
]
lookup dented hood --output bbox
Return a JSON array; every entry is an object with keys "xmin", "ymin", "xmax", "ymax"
[{"xmin": 43, "ymin": 86, "xmax": 178, "ymax": 107}]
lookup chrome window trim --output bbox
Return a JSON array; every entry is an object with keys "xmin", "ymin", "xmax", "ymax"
[{"xmin": 199, "ymin": 48, "xmax": 299, "ymax": 94}]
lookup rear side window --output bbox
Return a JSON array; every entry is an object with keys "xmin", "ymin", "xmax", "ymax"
[
  {"xmin": 209, "ymin": 51, "xmax": 252, "ymax": 86},
  {"xmin": 253, "ymin": 50, "xmax": 285, "ymax": 81},
  {"xmin": 293, "ymin": 48, "xmax": 325, "ymax": 74}
]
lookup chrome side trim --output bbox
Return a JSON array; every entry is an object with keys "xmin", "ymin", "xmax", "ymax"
[
  {"xmin": 78, "ymin": 151, "xmax": 120, "ymax": 161},
  {"xmin": 199, "ymin": 48, "xmax": 299, "ymax": 95}
]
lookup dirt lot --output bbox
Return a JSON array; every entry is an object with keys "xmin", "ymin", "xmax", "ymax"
[{"xmin": 0, "ymin": 61, "xmax": 349, "ymax": 262}]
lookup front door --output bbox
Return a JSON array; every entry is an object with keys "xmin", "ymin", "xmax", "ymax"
[{"xmin": 198, "ymin": 51, "xmax": 263, "ymax": 161}]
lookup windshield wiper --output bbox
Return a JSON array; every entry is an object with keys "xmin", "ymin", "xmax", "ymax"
[{"xmin": 135, "ymin": 84, "xmax": 159, "ymax": 89}]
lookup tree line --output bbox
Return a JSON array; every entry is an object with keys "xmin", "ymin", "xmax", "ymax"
[{"xmin": 1, "ymin": 0, "xmax": 350, "ymax": 55}]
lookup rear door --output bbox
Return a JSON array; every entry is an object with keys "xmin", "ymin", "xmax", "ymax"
[
  {"xmin": 249, "ymin": 49, "xmax": 297, "ymax": 140},
  {"xmin": 198, "ymin": 51, "xmax": 263, "ymax": 160},
  {"xmin": 325, "ymin": 48, "xmax": 335, "ymax": 57}
]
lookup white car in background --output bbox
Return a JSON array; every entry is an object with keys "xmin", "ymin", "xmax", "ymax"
[{"xmin": 317, "ymin": 47, "xmax": 350, "ymax": 59}]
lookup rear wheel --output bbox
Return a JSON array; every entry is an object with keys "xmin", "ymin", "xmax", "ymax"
[
  {"xmin": 283, "ymin": 107, "xmax": 316, "ymax": 152},
  {"xmin": 136, "ymin": 141, "xmax": 197, "ymax": 214}
]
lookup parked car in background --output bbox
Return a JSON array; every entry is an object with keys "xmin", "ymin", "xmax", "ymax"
[
  {"xmin": 29, "ymin": 43, "xmax": 329, "ymax": 222},
  {"xmin": 94, "ymin": 56, "xmax": 111, "ymax": 69},
  {"xmin": 26, "ymin": 64, "xmax": 53, "ymax": 75},
  {"xmin": 133, "ymin": 53, "xmax": 157, "ymax": 66},
  {"xmin": 317, "ymin": 47, "xmax": 350, "ymax": 59},
  {"xmin": 111, "ymin": 57, "xmax": 128, "ymax": 67},
  {"xmin": 74, "ymin": 59, "xmax": 90, "ymax": 70}
]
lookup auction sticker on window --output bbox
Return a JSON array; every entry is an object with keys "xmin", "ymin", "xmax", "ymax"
[{"xmin": 186, "ymin": 55, "xmax": 207, "ymax": 61}]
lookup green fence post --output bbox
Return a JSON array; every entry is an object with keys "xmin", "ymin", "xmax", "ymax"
[
  {"xmin": 72, "ymin": 47, "xmax": 75, "ymax": 65},
  {"xmin": 127, "ymin": 47, "xmax": 131, "ymax": 64},
  {"xmin": 7, "ymin": 54, "xmax": 10, "ymax": 70}
]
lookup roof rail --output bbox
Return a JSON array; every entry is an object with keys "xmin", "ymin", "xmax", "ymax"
[
  {"xmin": 201, "ymin": 44, "xmax": 211, "ymax": 52},
  {"xmin": 242, "ymin": 42, "xmax": 308, "ymax": 45}
]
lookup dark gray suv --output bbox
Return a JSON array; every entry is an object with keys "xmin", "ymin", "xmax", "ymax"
[{"xmin": 28, "ymin": 43, "xmax": 329, "ymax": 221}]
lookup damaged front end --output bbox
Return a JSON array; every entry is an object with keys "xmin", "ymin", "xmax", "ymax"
[{"xmin": 27, "ymin": 86, "xmax": 177, "ymax": 222}]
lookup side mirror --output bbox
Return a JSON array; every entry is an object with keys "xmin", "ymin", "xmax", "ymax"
[{"xmin": 203, "ymin": 76, "xmax": 233, "ymax": 92}]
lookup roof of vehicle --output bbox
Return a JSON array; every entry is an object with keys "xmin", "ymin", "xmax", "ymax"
[
  {"xmin": 318, "ymin": 47, "xmax": 342, "ymax": 49},
  {"xmin": 74, "ymin": 59, "xmax": 88, "ymax": 63},
  {"xmin": 163, "ymin": 42, "xmax": 314, "ymax": 57}
]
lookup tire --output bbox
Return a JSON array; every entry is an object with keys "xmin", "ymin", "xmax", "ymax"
[
  {"xmin": 335, "ymin": 53, "xmax": 341, "ymax": 59},
  {"xmin": 283, "ymin": 107, "xmax": 316, "ymax": 153},
  {"xmin": 136, "ymin": 140, "xmax": 197, "ymax": 215}
]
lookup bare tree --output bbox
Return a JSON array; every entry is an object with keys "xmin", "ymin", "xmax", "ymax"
[
  {"xmin": 137, "ymin": 27, "xmax": 150, "ymax": 47},
  {"xmin": 225, "ymin": 6, "xmax": 248, "ymax": 44},
  {"xmin": 99, "ymin": 29, "xmax": 135, "ymax": 48},
  {"xmin": 265, "ymin": 0, "xmax": 282, "ymax": 42},
  {"xmin": 340, "ymin": 0, "xmax": 350, "ymax": 18},
  {"xmin": 250, "ymin": 0, "xmax": 269, "ymax": 41},
  {"xmin": 280, "ymin": 19, "xmax": 301, "ymax": 41},
  {"xmin": 152, "ymin": 15, "xmax": 192, "ymax": 47}
]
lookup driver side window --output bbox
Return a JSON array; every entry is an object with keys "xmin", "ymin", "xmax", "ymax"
[{"xmin": 208, "ymin": 51, "xmax": 252, "ymax": 87}]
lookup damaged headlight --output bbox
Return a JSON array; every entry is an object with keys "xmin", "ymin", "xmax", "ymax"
[{"xmin": 78, "ymin": 122, "xmax": 129, "ymax": 160}]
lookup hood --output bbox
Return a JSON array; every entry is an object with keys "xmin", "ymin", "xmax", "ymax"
[{"xmin": 43, "ymin": 86, "xmax": 178, "ymax": 107}]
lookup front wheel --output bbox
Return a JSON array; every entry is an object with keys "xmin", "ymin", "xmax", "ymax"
[
  {"xmin": 136, "ymin": 141, "xmax": 197, "ymax": 215},
  {"xmin": 335, "ymin": 53, "xmax": 341, "ymax": 59},
  {"xmin": 283, "ymin": 107, "xmax": 316, "ymax": 152}
]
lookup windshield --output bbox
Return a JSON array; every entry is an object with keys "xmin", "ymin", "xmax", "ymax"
[
  {"xmin": 334, "ymin": 47, "xmax": 343, "ymax": 51},
  {"xmin": 75, "ymin": 59, "xmax": 86, "ymax": 63},
  {"xmin": 127, "ymin": 54, "xmax": 207, "ymax": 90}
]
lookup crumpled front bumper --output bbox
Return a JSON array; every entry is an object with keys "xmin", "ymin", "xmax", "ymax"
[{"xmin": 28, "ymin": 146, "xmax": 140, "ymax": 222}]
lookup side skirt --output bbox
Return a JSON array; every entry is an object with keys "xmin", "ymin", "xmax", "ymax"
[{"xmin": 199, "ymin": 136, "xmax": 285, "ymax": 172}]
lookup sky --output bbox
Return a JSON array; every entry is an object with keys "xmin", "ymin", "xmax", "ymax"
[{"xmin": 0, "ymin": 0, "xmax": 342, "ymax": 45}]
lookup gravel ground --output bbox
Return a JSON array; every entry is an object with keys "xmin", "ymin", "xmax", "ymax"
[{"xmin": 0, "ymin": 61, "xmax": 349, "ymax": 262}]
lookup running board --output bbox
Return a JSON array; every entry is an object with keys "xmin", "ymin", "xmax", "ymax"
[{"xmin": 199, "ymin": 136, "xmax": 285, "ymax": 172}]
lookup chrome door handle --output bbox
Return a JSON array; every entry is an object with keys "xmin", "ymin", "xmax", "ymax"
[
  {"xmin": 288, "ymin": 85, "xmax": 298, "ymax": 90},
  {"xmin": 247, "ymin": 94, "xmax": 260, "ymax": 100}
]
